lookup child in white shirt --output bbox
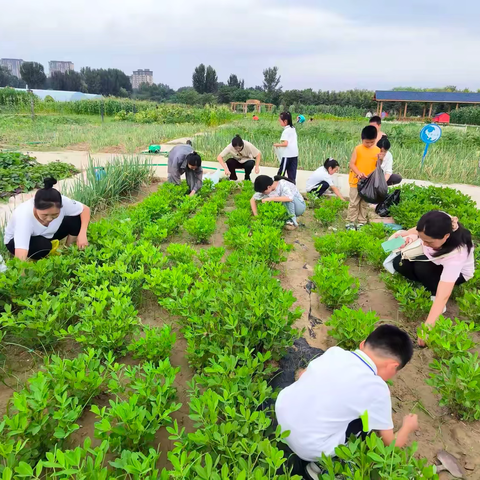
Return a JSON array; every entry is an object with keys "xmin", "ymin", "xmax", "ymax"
[
  {"xmin": 274, "ymin": 112, "xmax": 299, "ymax": 183},
  {"xmin": 306, "ymin": 158, "xmax": 346, "ymax": 201}
]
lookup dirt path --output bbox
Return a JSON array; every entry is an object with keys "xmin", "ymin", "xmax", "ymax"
[{"xmin": 278, "ymin": 209, "xmax": 480, "ymax": 477}]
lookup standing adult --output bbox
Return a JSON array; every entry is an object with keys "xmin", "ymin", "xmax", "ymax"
[
  {"xmin": 4, "ymin": 178, "xmax": 90, "ymax": 261},
  {"xmin": 167, "ymin": 144, "xmax": 203, "ymax": 196},
  {"xmin": 391, "ymin": 211, "xmax": 474, "ymax": 345},
  {"xmin": 217, "ymin": 134, "xmax": 261, "ymax": 181}
]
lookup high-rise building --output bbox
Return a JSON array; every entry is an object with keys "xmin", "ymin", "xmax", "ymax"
[
  {"xmin": 0, "ymin": 58, "xmax": 24, "ymax": 78},
  {"xmin": 130, "ymin": 69, "xmax": 154, "ymax": 89},
  {"xmin": 49, "ymin": 61, "xmax": 74, "ymax": 76}
]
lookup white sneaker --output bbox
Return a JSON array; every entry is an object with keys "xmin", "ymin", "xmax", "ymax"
[
  {"xmin": 306, "ymin": 462, "xmax": 322, "ymax": 480},
  {"xmin": 431, "ymin": 296, "xmax": 447, "ymax": 314}
]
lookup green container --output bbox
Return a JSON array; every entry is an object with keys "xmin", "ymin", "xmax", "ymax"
[{"xmin": 148, "ymin": 145, "xmax": 161, "ymax": 153}]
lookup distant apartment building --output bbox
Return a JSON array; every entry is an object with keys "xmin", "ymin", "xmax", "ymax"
[
  {"xmin": 0, "ymin": 58, "xmax": 24, "ymax": 78},
  {"xmin": 130, "ymin": 69, "xmax": 154, "ymax": 89},
  {"xmin": 49, "ymin": 61, "xmax": 74, "ymax": 76}
]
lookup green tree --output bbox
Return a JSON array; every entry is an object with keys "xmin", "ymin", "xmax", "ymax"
[
  {"xmin": 227, "ymin": 74, "xmax": 244, "ymax": 89},
  {"xmin": 0, "ymin": 66, "xmax": 26, "ymax": 88},
  {"xmin": 205, "ymin": 66, "xmax": 218, "ymax": 93},
  {"xmin": 192, "ymin": 64, "xmax": 206, "ymax": 94},
  {"xmin": 262, "ymin": 66, "xmax": 282, "ymax": 104},
  {"xmin": 80, "ymin": 67, "xmax": 132, "ymax": 96},
  {"xmin": 20, "ymin": 62, "xmax": 47, "ymax": 89},
  {"xmin": 133, "ymin": 83, "xmax": 175, "ymax": 102},
  {"xmin": 48, "ymin": 70, "xmax": 86, "ymax": 92}
]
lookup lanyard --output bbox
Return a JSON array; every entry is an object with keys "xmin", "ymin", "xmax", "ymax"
[{"xmin": 351, "ymin": 351, "xmax": 376, "ymax": 375}]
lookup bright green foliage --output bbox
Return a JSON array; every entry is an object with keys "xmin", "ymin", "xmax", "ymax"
[
  {"xmin": 389, "ymin": 184, "xmax": 480, "ymax": 239},
  {"xmin": 3, "ymin": 372, "xmax": 82, "ymax": 463},
  {"xmin": 43, "ymin": 349, "xmax": 111, "ymax": 405},
  {"xmin": 312, "ymin": 254, "xmax": 359, "ymax": 309},
  {"xmin": 167, "ymin": 243, "xmax": 197, "ymax": 265},
  {"xmin": 31, "ymin": 438, "xmax": 110, "ymax": 480},
  {"xmin": 417, "ymin": 317, "xmax": 476, "ymax": 359},
  {"xmin": 127, "ymin": 325, "xmax": 176, "ymax": 362},
  {"xmin": 318, "ymin": 433, "xmax": 438, "ymax": 479},
  {"xmin": 326, "ymin": 307, "xmax": 379, "ymax": 350},
  {"xmin": 62, "ymin": 284, "xmax": 139, "ymax": 354},
  {"xmin": 184, "ymin": 215, "xmax": 217, "ymax": 244},
  {"xmin": 314, "ymin": 206, "xmax": 337, "ymax": 227},
  {"xmin": 428, "ymin": 353, "xmax": 480, "ymax": 421},
  {"xmin": 226, "ymin": 208, "xmax": 253, "ymax": 227},
  {"xmin": 257, "ymin": 201, "xmax": 291, "ymax": 228},
  {"xmin": 382, "ymin": 274, "xmax": 431, "ymax": 321},
  {"xmin": 457, "ymin": 288, "xmax": 480, "ymax": 324},
  {"xmin": 0, "ymin": 152, "xmax": 78, "ymax": 198},
  {"xmin": 110, "ymin": 448, "xmax": 168, "ymax": 479},
  {"xmin": 94, "ymin": 360, "xmax": 181, "ymax": 451},
  {"xmin": 0, "ymin": 287, "xmax": 77, "ymax": 349}
]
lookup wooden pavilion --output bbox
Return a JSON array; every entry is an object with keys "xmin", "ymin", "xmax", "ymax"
[
  {"xmin": 374, "ymin": 91, "xmax": 480, "ymax": 120},
  {"xmin": 230, "ymin": 99, "xmax": 274, "ymax": 113}
]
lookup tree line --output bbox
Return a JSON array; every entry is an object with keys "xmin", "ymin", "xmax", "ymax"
[{"xmin": 1, "ymin": 61, "xmax": 478, "ymax": 114}]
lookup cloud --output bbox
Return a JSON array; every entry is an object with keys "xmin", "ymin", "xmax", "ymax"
[{"xmin": 1, "ymin": 0, "xmax": 479, "ymax": 90}]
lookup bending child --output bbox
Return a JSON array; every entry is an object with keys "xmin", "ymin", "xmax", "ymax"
[
  {"xmin": 275, "ymin": 325, "xmax": 418, "ymax": 480},
  {"xmin": 306, "ymin": 158, "xmax": 346, "ymax": 201},
  {"xmin": 251, "ymin": 175, "xmax": 306, "ymax": 230}
]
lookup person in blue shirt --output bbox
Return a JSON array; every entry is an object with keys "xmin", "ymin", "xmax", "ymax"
[{"xmin": 297, "ymin": 114, "xmax": 306, "ymax": 124}]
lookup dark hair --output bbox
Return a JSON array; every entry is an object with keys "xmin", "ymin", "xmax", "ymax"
[
  {"xmin": 232, "ymin": 134, "xmax": 244, "ymax": 148},
  {"xmin": 254, "ymin": 175, "xmax": 274, "ymax": 193},
  {"xmin": 417, "ymin": 210, "xmax": 473, "ymax": 257},
  {"xmin": 186, "ymin": 152, "xmax": 202, "ymax": 167},
  {"xmin": 369, "ymin": 115, "xmax": 382, "ymax": 125},
  {"xmin": 365, "ymin": 325, "xmax": 413, "ymax": 369},
  {"xmin": 279, "ymin": 111, "xmax": 294, "ymax": 127},
  {"xmin": 34, "ymin": 178, "xmax": 62, "ymax": 210},
  {"xmin": 186, "ymin": 140, "xmax": 192, "ymax": 146},
  {"xmin": 254, "ymin": 174, "xmax": 294, "ymax": 193},
  {"xmin": 361, "ymin": 125, "xmax": 378, "ymax": 141},
  {"xmin": 324, "ymin": 158, "xmax": 339, "ymax": 170},
  {"xmin": 377, "ymin": 136, "xmax": 390, "ymax": 150}
]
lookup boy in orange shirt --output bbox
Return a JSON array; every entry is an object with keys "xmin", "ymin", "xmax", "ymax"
[{"xmin": 346, "ymin": 125, "xmax": 380, "ymax": 230}]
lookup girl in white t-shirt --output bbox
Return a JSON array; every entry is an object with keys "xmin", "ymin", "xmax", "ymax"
[
  {"xmin": 4, "ymin": 178, "xmax": 91, "ymax": 261},
  {"xmin": 306, "ymin": 158, "xmax": 346, "ymax": 201},
  {"xmin": 274, "ymin": 112, "xmax": 299, "ymax": 183}
]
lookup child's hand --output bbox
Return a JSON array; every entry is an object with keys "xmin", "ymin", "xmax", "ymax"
[
  {"xmin": 357, "ymin": 172, "xmax": 367, "ymax": 179},
  {"xmin": 402, "ymin": 414, "xmax": 419, "ymax": 433}
]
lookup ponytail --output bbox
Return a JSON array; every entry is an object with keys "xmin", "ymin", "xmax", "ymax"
[
  {"xmin": 280, "ymin": 111, "xmax": 294, "ymax": 128},
  {"xmin": 34, "ymin": 178, "xmax": 62, "ymax": 210},
  {"xmin": 324, "ymin": 158, "xmax": 339, "ymax": 170}
]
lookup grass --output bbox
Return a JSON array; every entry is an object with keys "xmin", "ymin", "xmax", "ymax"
[
  {"xmin": 194, "ymin": 119, "xmax": 480, "ymax": 185},
  {"xmin": 0, "ymin": 114, "xmax": 205, "ymax": 153}
]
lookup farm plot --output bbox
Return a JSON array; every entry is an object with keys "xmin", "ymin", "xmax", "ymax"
[
  {"xmin": 0, "ymin": 178, "xmax": 450, "ymax": 478},
  {"xmin": 278, "ymin": 185, "xmax": 480, "ymax": 475}
]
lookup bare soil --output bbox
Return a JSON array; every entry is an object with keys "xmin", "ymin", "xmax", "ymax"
[{"xmin": 280, "ymin": 208, "xmax": 480, "ymax": 477}]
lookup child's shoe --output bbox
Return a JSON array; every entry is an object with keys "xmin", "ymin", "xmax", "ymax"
[{"xmin": 345, "ymin": 223, "xmax": 356, "ymax": 231}]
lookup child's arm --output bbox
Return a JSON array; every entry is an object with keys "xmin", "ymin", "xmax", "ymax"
[
  {"xmin": 330, "ymin": 185, "xmax": 346, "ymax": 201},
  {"xmin": 250, "ymin": 197, "xmax": 259, "ymax": 216},
  {"xmin": 261, "ymin": 196, "xmax": 292, "ymax": 203},
  {"xmin": 379, "ymin": 414, "xmax": 418, "ymax": 448},
  {"xmin": 273, "ymin": 141, "xmax": 288, "ymax": 148},
  {"xmin": 349, "ymin": 149, "xmax": 366, "ymax": 179}
]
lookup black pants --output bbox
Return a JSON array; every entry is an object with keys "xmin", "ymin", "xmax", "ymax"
[
  {"xmin": 276, "ymin": 418, "xmax": 366, "ymax": 477},
  {"xmin": 226, "ymin": 158, "xmax": 255, "ymax": 181},
  {"xmin": 387, "ymin": 174, "xmax": 402, "ymax": 186},
  {"xmin": 393, "ymin": 256, "xmax": 465, "ymax": 294},
  {"xmin": 310, "ymin": 181, "xmax": 330, "ymax": 198},
  {"xmin": 278, "ymin": 157, "xmax": 298, "ymax": 184},
  {"xmin": 6, "ymin": 215, "xmax": 82, "ymax": 261}
]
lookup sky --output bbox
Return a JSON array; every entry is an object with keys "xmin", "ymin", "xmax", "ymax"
[{"xmin": 1, "ymin": 0, "xmax": 479, "ymax": 91}]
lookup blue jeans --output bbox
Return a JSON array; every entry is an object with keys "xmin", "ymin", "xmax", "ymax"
[{"xmin": 284, "ymin": 196, "xmax": 306, "ymax": 226}]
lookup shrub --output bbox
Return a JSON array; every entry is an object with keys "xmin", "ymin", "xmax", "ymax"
[
  {"xmin": 184, "ymin": 214, "xmax": 217, "ymax": 244},
  {"xmin": 457, "ymin": 289, "xmax": 480, "ymax": 324},
  {"xmin": 318, "ymin": 433, "xmax": 438, "ymax": 479},
  {"xmin": 326, "ymin": 307, "xmax": 379, "ymax": 349},
  {"xmin": 127, "ymin": 324, "xmax": 176, "ymax": 362},
  {"xmin": 428, "ymin": 353, "xmax": 480, "ymax": 421},
  {"xmin": 312, "ymin": 254, "xmax": 359, "ymax": 309},
  {"xmin": 314, "ymin": 206, "xmax": 337, "ymax": 226},
  {"xmin": 417, "ymin": 317, "xmax": 476, "ymax": 359}
]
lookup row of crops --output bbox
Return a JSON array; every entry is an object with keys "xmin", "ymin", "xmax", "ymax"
[
  {"xmin": 310, "ymin": 186, "xmax": 480, "ymax": 424},
  {"xmin": 0, "ymin": 177, "xmax": 447, "ymax": 478}
]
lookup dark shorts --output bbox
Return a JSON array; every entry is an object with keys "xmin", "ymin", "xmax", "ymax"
[{"xmin": 6, "ymin": 215, "xmax": 82, "ymax": 260}]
